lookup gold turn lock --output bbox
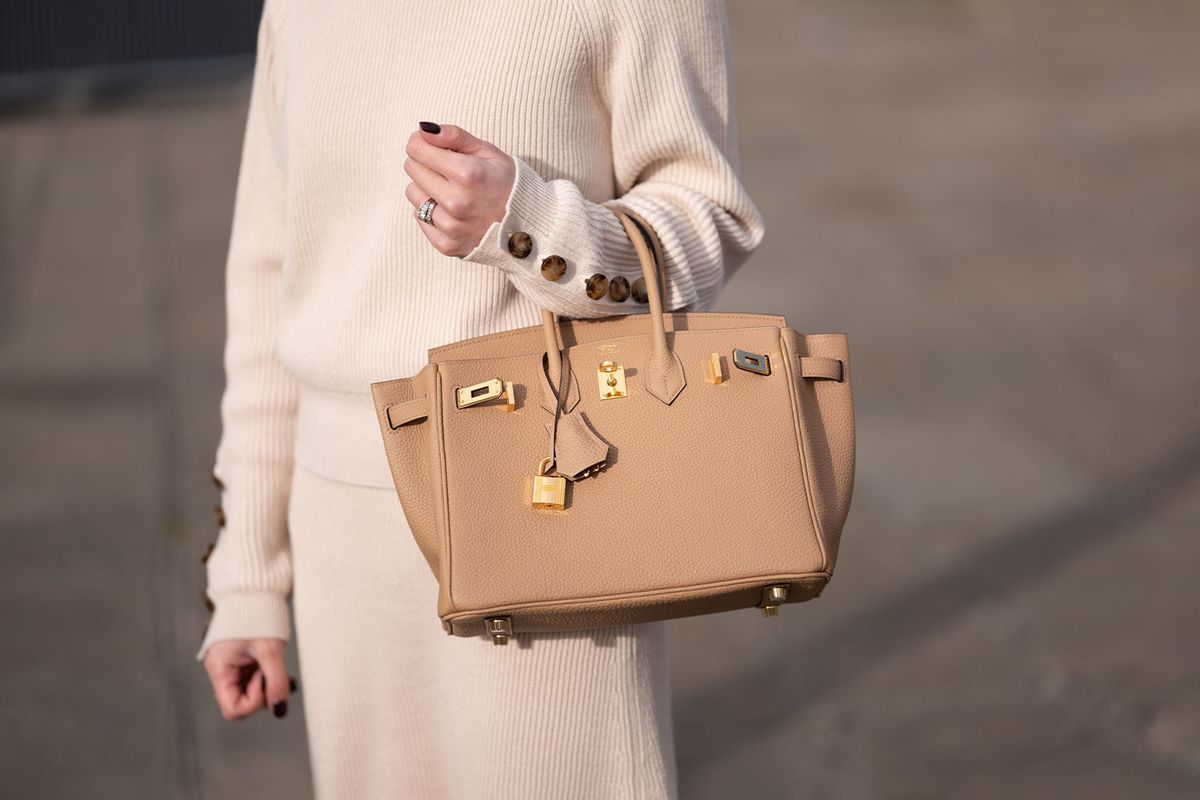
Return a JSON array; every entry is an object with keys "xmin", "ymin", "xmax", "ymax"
[
  {"xmin": 455, "ymin": 378, "xmax": 516, "ymax": 411},
  {"xmin": 485, "ymin": 616, "xmax": 512, "ymax": 645},
  {"xmin": 597, "ymin": 360, "xmax": 627, "ymax": 400},
  {"xmin": 760, "ymin": 584, "xmax": 790, "ymax": 617},
  {"xmin": 531, "ymin": 457, "xmax": 566, "ymax": 510}
]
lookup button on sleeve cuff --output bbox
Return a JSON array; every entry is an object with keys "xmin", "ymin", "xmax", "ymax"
[
  {"xmin": 462, "ymin": 154, "xmax": 560, "ymax": 269},
  {"xmin": 461, "ymin": 154, "xmax": 652, "ymax": 318}
]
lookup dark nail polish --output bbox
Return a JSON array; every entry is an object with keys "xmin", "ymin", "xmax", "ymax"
[
  {"xmin": 419, "ymin": 121, "xmax": 440, "ymax": 134},
  {"xmin": 272, "ymin": 700, "xmax": 288, "ymax": 719},
  {"xmin": 289, "ymin": 676, "xmax": 299, "ymax": 693}
]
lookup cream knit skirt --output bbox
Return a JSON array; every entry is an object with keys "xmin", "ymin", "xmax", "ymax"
[{"xmin": 287, "ymin": 462, "xmax": 679, "ymax": 799}]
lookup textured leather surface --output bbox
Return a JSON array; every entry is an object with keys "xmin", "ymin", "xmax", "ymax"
[{"xmin": 369, "ymin": 208, "xmax": 855, "ymax": 639}]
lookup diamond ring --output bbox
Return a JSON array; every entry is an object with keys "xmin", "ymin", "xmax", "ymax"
[{"xmin": 416, "ymin": 197, "xmax": 438, "ymax": 226}]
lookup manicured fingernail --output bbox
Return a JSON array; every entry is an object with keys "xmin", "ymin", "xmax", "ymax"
[
  {"xmin": 272, "ymin": 700, "xmax": 288, "ymax": 719},
  {"xmin": 289, "ymin": 676, "xmax": 299, "ymax": 694},
  {"xmin": 419, "ymin": 121, "xmax": 440, "ymax": 134}
]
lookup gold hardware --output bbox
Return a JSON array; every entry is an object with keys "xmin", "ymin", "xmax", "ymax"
[
  {"xmin": 575, "ymin": 460, "xmax": 607, "ymax": 479},
  {"xmin": 597, "ymin": 359, "xmax": 627, "ymax": 400},
  {"xmin": 733, "ymin": 349, "xmax": 771, "ymax": 376},
  {"xmin": 456, "ymin": 378, "xmax": 516, "ymax": 411},
  {"xmin": 531, "ymin": 457, "xmax": 566, "ymax": 510},
  {"xmin": 485, "ymin": 616, "xmax": 512, "ymax": 645},
  {"xmin": 760, "ymin": 584, "xmax": 789, "ymax": 617},
  {"xmin": 456, "ymin": 378, "xmax": 502, "ymax": 408},
  {"xmin": 707, "ymin": 352, "xmax": 724, "ymax": 384}
]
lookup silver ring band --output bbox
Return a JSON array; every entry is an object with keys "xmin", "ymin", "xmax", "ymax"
[{"xmin": 416, "ymin": 197, "xmax": 437, "ymax": 226}]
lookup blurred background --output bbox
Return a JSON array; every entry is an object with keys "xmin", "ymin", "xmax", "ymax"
[{"xmin": 1, "ymin": 1, "xmax": 1198, "ymax": 797}]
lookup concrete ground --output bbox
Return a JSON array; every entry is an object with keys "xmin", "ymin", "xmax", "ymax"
[{"xmin": 1, "ymin": 2, "xmax": 1198, "ymax": 797}]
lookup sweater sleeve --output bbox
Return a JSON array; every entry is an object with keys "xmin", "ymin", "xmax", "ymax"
[
  {"xmin": 460, "ymin": 0, "xmax": 764, "ymax": 317},
  {"xmin": 196, "ymin": 0, "xmax": 298, "ymax": 662}
]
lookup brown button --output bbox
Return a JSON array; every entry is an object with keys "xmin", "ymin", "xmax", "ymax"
[
  {"xmin": 211, "ymin": 469, "xmax": 224, "ymax": 490},
  {"xmin": 214, "ymin": 505, "xmax": 226, "ymax": 528},
  {"xmin": 631, "ymin": 277, "xmax": 649, "ymax": 303},
  {"xmin": 585, "ymin": 273, "xmax": 609, "ymax": 300},
  {"xmin": 507, "ymin": 231, "xmax": 533, "ymax": 258},
  {"xmin": 203, "ymin": 592, "xmax": 215, "ymax": 613},
  {"xmin": 540, "ymin": 254, "xmax": 566, "ymax": 281},
  {"xmin": 201, "ymin": 541, "xmax": 216, "ymax": 565},
  {"xmin": 608, "ymin": 276, "xmax": 630, "ymax": 302}
]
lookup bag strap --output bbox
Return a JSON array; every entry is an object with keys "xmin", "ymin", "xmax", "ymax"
[
  {"xmin": 620, "ymin": 206, "xmax": 669, "ymax": 306},
  {"xmin": 538, "ymin": 206, "xmax": 685, "ymax": 416}
]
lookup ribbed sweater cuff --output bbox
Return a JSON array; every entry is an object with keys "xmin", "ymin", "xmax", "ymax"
[
  {"xmin": 463, "ymin": 154, "xmax": 562, "ymax": 269},
  {"xmin": 462, "ymin": 154, "xmax": 647, "ymax": 317},
  {"xmin": 195, "ymin": 591, "xmax": 291, "ymax": 662}
]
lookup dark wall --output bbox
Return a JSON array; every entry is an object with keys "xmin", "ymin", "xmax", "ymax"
[{"xmin": 1, "ymin": 0, "xmax": 264, "ymax": 74}]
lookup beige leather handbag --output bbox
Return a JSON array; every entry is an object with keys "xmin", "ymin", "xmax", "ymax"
[{"xmin": 370, "ymin": 207, "xmax": 854, "ymax": 644}]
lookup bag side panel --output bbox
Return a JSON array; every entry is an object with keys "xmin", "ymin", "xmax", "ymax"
[
  {"xmin": 782, "ymin": 330, "xmax": 856, "ymax": 573},
  {"xmin": 370, "ymin": 364, "xmax": 441, "ymax": 574}
]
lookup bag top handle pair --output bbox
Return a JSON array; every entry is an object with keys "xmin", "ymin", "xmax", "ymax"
[{"xmin": 539, "ymin": 206, "xmax": 686, "ymax": 410}]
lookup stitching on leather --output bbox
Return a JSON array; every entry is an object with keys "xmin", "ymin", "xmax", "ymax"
[
  {"xmin": 386, "ymin": 395, "xmax": 428, "ymax": 429},
  {"xmin": 434, "ymin": 368, "xmax": 457, "ymax": 615},
  {"xmin": 428, "ymin": 313, "xmax": 789, "ymax": 357},
  {"xmin": 782, "ymin": 334, "xmax": 829, "ymax": 573},
  {"xmin": 441, "ymin": 572, "xmax": 832, "ymax": 619},
  {"xmin": 803, "ymin": 355, "xmax": 846, "ymax": 382}
]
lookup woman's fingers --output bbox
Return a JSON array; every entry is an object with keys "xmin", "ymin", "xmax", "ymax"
[
  {"xmin": 402, "ymin": 157, "xmax": 456, "ymax": 215},
  {"xmin": 403, "ymin": 177, "xmax": 463, "ymax": 230},
  {"xmin": 422, "ymin": 123, "xmax": 493, "ymax": 157},
  {"xmin": 404, "ymin": 122, "xmax": 515, "ymax": 258},
  {"xmin": 406, "ymin": 125, "xmax": 495, "ymax": 182},
  {"xmin": 249, "ymin": 639, "xmax": 291, "ymax": 719},
  {"xmin": 205, "ymin": 649, "xmax": 264, "ymax": 721},
  {"xmin": 202, "ymin": 638, "xmax": 297, "ymax": 722}
]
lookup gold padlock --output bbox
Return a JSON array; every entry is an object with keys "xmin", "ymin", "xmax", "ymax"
[{"xmin": 531, "ymin": 457, "xmax": 566, "ymax": 510}]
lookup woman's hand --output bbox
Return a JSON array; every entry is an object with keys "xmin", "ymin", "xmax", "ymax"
[
  {"xmin": 203, "ymin": 638, "xmax": 297, "ymax": 721},
  {"xmin": 404, "ymin": 122, "xmax": 516, "ymax": 258}
]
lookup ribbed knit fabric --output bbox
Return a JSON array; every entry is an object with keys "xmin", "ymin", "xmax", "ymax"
[
  {"xmin": 287, "ymin": 463, "xmax": 677, "ymax": 798},
  {"xmin": 197, "ymin": 0, "xmax": 763, "ymax": 794}
]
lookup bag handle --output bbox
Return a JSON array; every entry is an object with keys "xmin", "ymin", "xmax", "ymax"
[{"xmin": 539, "ymin": 206, "xmax": 686, "ymax": 407}]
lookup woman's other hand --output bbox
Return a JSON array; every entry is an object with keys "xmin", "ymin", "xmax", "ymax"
[
  {"xmin": 404, "ymin": 122, "xmax": 516, "ymax": 257},
  {"xmin": 203, "ymin": 638, "xmax": 297, "ymax": 721}
]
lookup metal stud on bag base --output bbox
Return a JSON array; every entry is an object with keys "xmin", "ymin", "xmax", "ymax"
[
  {"xmin": 759, "ymin": 584, "xmax": 790, "ymax": 617},
  {"xmin": 485, "ymin": 617, "xmax": 512, "ymax": 645}
]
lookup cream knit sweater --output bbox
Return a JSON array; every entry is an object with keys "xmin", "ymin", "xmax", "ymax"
[{"xmin": 197, "ymin": 0, "xmax": 765, "ymax": 661}]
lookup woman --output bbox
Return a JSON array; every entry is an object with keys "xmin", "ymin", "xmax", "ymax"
[{"xmin": 196, "ymin": 0, "xmax": 764, "ymax": 796}]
